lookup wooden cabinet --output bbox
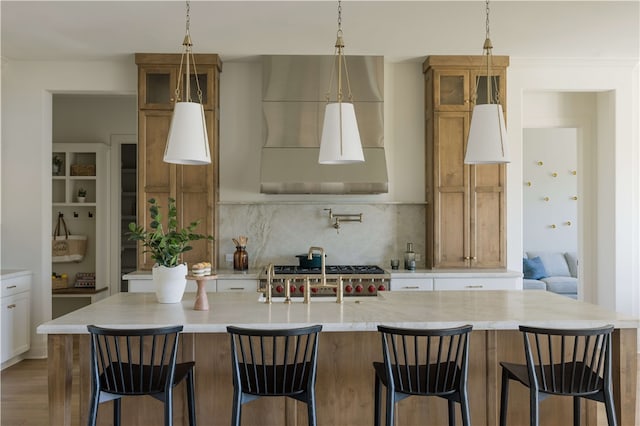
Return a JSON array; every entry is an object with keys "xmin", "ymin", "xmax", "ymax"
[
  {"xmin": 1, "ymin": 271, "xmax": 31, "ymax": 364},
  {"xmin": 423, "ymin": 56, "xmax": 508, "ymax": 269},
  {"xmin": 135, "ymin": 53, "xmax": 222, "ymax": 270}
]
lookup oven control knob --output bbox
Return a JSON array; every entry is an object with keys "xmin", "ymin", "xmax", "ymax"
[
  {"xmin": 311, "ymin": 287, "xmax": 318, "ymax": 293},
  {"xmin": 276, "ymin": 285, "xmax": 284, "ymax": 293},
  {"xmin": 290, "ymin": 285, "xmax": 297, "ymax": 293},
  {"xmin": 299, "ymin": 285, "xmax": 305, "ymax": 293},
  {"xmin": 333, "ymin": 287, "xmax": 337, "ymax": 293},
  {"xmin": 345, "ymin": 285, "xmax": 353, "ymax": 293},
  {"xmin": 378, "ymin": 284, "xmax": 386, "ymax": 291},
  {"xmin": 368, "ymin": 284, "xmax": 376, "ymax": 293},
  {"xmin": 355, "ymin": 284, "xmax": 363, "ymax": 293}
]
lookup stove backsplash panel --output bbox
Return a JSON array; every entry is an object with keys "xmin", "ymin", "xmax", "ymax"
[{"xmin": 218, "ymin": 203, "xmax": 425, "ymax": 269}]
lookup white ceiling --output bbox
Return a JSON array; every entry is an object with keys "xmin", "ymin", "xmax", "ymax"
[{"xmin": 1, "ymin": 1, "xmax": 639, "ymax": 63}]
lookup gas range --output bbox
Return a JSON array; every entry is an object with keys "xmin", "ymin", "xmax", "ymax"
[{"xmin": 261, "ymin": 265, "xmax": 390, "ymax": 297}]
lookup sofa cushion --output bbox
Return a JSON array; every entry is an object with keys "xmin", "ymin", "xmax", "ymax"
[
  {"xmin": 564, "ymin": 252, "xmax": 578, "ymax": 278},
  {"xmin": 540, "ymin": 276, "xmax": 578, "ymax": 294},
  {"xmin": 523, "ymin": 257, "xmax": 547, "ymax": 280},
  {"xmin": 527, "ymin": 251, "xmax": 571, "ymax": 277},
  {"xmin": 523, "ymin": 279, "xmax": 547, "ymax": 290}
]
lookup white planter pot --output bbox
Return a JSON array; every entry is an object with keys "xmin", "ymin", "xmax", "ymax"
[{"xmin": 152, "ymin": 263, "xmax": 187, "ymax": 303}]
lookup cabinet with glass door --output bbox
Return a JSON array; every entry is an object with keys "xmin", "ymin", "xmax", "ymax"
[
  {"xmin": 135, "ymin": 53, "xmax": 222, "ymax": 271},
  {"xmin": 423, "ymin": 55, "xmax": 508, "ymax": 269}
]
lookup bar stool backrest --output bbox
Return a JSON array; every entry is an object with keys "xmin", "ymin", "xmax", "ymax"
[
  {"xmin": 377, "ymin": 324, "xmax": 472, "ymax": 396},
  {"xmin": 519, "ymin": 324, "xmax": 614, "ymax": 396},
  {"xmin": 87, "ymin": 325, "xmax": 183, "ymax": 395},
  {"xmin": 227, "ymin": 325, "xmax": 322, "ymax": 396}
]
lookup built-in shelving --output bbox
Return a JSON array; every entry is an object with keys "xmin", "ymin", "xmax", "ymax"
[{"xmin": 51, "ymin": 143, "xmax": 109, "ymax": 318}]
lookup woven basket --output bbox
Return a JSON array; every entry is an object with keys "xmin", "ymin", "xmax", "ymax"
[
  {"xmin": 52, "ymin": 276, "xmax": 68, "ymax": 289},
  {"xmin": 70, "ymin": 164, "xmax": 96, "ymax": 176}
]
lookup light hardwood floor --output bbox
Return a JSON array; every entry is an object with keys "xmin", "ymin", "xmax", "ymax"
[{"xmin": 2, "ymin": 356, "xmax": 639, "ymax": 425}]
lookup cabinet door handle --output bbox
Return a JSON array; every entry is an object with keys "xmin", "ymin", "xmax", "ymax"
[
  {"xmin": 228, "ymin": 287, "xmax": 245, "ymax": 291},
  {"xmin": 403, "ymin": 286, "xmax": 420, "ymax": 289},
  {"xmin": 463, "ymin": 256, "xmax": 470, "ymax": 260},
  {"xmin": 465, "ymin": 285, "xmax": 483, "ymax": 289},
  {"xmin": 7, "ymin": 304, "xmax": 16, "ymax": 309},
  {"xmin": 6, "ymin": 285, "xmax": 17, "ymax": 289}
]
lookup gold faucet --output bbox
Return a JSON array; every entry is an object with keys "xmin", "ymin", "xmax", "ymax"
[
  {"xmin": 307, "ymin": 246, "xmax": 326, "ymax": 286},
  {"xmin": 263, "ymin": 263, "xmax": 274, "ymax": 304},
  {"xmin": 304, "ymin": 246, "xmax": 343, "ymax": 304}
]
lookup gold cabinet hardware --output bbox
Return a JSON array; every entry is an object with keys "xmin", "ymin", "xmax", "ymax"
[
  {"xmin": 537, "ymin": 161, "xmax": 544, "ymax": 166},
  {"xmin": 543, "ymin": 197, "xmax": 550, "ymax": 202},
  {"xmin": 526, "ymin": 181, "xmax": 532, "ymax": 187},
  {"xmin": 552, "ymin": 172, "xmax": 558, "ymax": 177},
  {"xmin": 550, "ymin": 224, "xmax": 557, "ymax": 229},
  {"xmin": 565, "ymin": 221, "xmax": 572, "ymax": 226},
  {"xmin": 571, "ymin": 170, "xmax": 577, "ymax": 175},
  {"xmin": 571, "ymin": 196, "xmax": 578, "ymax": 200}
]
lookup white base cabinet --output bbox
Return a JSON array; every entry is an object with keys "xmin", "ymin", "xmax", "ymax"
[
  {"xmin": 1, "ymin": 270, "xmax": 31, "ymax": 365},
  {"xmin": 390, "ymin": 270, "xmax": 522, "ymax": 292}
]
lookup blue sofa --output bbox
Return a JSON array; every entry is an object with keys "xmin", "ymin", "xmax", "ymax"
[{"xmin": 523, "ymin": 251, "xmax": 578, "ymax": 299}]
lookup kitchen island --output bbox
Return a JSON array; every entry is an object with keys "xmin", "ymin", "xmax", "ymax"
[{"xmin": 38, "ymin": 291, "xmax": 637, "ymax": 426}]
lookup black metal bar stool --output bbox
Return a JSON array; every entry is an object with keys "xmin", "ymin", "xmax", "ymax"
[
  {"xmin": 373, "ymin": 324, "xmax": 473, "ymax": 426},
  {"xmin": 86, "ymin": 324, "xmax": 196, "ymax": 426},
  {"xmin": 499, "ymin": 324, "xmax": 617, "ymax": 426},
  {"xmin": 227, "ymin": 324, "xmax": 323, "ymax": 426}
]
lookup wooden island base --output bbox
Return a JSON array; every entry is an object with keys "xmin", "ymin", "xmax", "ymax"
[{"xmin": 51, "ymin": 329, "xmax": 636, "ymax": 426}]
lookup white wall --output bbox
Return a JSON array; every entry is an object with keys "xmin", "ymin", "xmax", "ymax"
[
  {"xmin": 1, "ymin": 58, "xmax": 136, "ymax": 357},
  {"xmin": 508, "ymin": 58, "xmax": 639, "ymax": 316},
  {"xmin": 53, "ymin": 94, "xmax": 136, "ymax": 143},
  {"xmin": 523, "ymin": 128, "xmax": 578, "ymax": 254}
]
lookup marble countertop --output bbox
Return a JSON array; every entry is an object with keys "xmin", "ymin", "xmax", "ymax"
[{"xmin": 37, "ymin": 290, "xmax": 638, "ymax": 335}]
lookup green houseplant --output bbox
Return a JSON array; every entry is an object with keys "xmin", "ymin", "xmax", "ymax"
[{"xmin": 128, "ymin": 198, "xmax": 213, "ymax": 302}]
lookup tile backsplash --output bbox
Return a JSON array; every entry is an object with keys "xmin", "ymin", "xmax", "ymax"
[{"xmin": 218, "ymin": 203, "xmax": 425, "ymax": 270}]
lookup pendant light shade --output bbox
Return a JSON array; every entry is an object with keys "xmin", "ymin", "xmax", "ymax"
[
  {"xmin": 465, "ymin": 104, "xmax": 509, "ymax": 164},
  {"xmin": 319, "ymin": 102, "xmax": 364, "ymax": 164},
  {"xmin": 164, "ymin": 102, "xmax": 211, "ymax": 165},
  {"xmin": 464, "ymin": 0, "xmax": 509, "ymax": 165},
  {"xmin": 163, "ymin": 0, "xmax": 211, "ymax": 165},
  {"xmin": 319, "ymin": 0, "xmax": 364, "ymax": 165}
]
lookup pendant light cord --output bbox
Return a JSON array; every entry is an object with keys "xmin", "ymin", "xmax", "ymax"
[{"xmin": 174, "ymin": 0, "xmax": 203, "ymax": 104}]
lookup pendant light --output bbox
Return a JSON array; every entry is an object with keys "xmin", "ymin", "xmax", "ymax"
[
  {"xmin": 319, "ymin": 0, "xmax": 364, "ymax": 164},
  {"xmin": 464, "ymin": 0, "xmax": 509, "ymax": 164},
  {"xmin": 164, "ymin": 0, "xmax": 211, "ymax": 165}
]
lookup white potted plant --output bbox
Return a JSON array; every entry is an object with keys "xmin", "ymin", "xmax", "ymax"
[
  {"xmin": 77, "ymin": 187, "xmax": 87, "ymax": 203},
  {"xmin": 128, "ymin": 198, "xmax": 213, "ymax": 303}
]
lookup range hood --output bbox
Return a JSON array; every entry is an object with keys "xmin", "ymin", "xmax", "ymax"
[{"xmin": 261, "ymin": 55, "xmax": 387, "ymax": 194}]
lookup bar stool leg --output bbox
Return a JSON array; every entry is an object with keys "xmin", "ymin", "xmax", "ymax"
[{"xmin": 499, "ymin": 368, "xmax": 509, "ymax": 426}]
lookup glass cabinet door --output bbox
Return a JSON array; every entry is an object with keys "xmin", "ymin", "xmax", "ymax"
[
  {"xmin": 433, "ymin": 70, "xmax": 470, "ymax": 111},
  {"xmin": 139, "ymin": 67, "xmax": 178, "ymax": 109},
  {"xmin": 470, "ymin": 69, "xmax": 506, "ymax": 109},
  {"xmin": 181, "ymin": 69, "xmax": 214, "ymax": 109}
]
